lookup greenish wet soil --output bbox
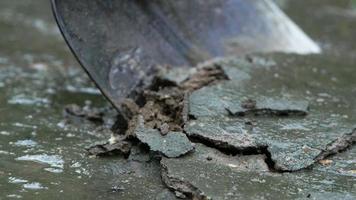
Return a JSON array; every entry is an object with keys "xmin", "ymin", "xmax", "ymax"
[
  {"xmin": 175, "ymin": 54, "xmax": 356, "ymax": 199},
  {"xmin": 0, "ymin": 0, "xmax": 355, "ymax": 200},
  {"xmin": 162, "ymin": 144, "xmax": 356, "ymax": 200}
]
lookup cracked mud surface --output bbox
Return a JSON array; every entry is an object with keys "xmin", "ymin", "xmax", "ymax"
[
  {"xmin": 162, "ymin": 144, "xmax": 356, "ymax": 200},
  {"xmin": 1, "ymin": 0, "xmax": 356, "ymax": 199},
  {"xmin": 81, "ymin": 53, "xmax": 356, "ymax": 199},
  {"xmin": 186, "ymin": 55, "xmax": 356, "ymax": 172}
]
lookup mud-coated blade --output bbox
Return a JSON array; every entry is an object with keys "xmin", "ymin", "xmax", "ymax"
[{"xmin": 51, "ymin": 0, "xmax": 320, "ymax": 110}]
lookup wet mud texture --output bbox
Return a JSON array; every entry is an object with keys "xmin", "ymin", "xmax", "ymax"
[
  {"xmin": 1, "ymin": 0, "xmax": 356, "ymax": 199},
  {"xmin": 186, "ymin": 56, "xmax": 356, "ymax": 172},
  {"xmin": 82, "ymin": 53, "xmax": 356, "ymax": 200},
  {"xmin": 163, "ymin": 54, "xmax": 356, "ymax": 199}
]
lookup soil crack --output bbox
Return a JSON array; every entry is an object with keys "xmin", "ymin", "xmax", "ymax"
[
  {"xmin": 161, "ymin": 162, "xmax": 208, "ymax": 200},
  {"xmin": 186, "ymin": 133, "xmax": 284, "ymax": 172},
  {"xmin": 315, "ymin": 129, "xmax": 356, "ymax": 162}
]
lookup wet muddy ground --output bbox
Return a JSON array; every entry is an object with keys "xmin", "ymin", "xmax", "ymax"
[{"xmin": 0, "ymin": 0, "xmax": 355, "ymax": 199}]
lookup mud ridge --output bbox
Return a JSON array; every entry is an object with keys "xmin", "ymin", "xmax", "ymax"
[{"xmin": 315, "ymin": 129, "xmax": 356, "ymax": 162}]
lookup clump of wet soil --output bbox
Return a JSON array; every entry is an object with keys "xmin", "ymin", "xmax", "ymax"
[
  {"xmin": 85, "ymin": 64, "xmax": 228, "ymax": 157},
  {"xmin": 114, "ymin": 64, "xmax": 228, "ymax": 138}
]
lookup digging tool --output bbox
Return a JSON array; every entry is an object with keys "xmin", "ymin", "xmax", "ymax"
[{"xmin": 51, "ymin": 0, "xmax": 320, "ymax": 110}]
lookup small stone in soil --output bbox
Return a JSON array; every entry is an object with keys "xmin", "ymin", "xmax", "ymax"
[{"xmin": 159, "ymin": 123, "xmax": 170, "ymax": 136}]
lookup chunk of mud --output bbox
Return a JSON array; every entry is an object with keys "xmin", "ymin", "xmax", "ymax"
[
  {"xmin": 186, "ymin": 55, "xmax": 356, "ymax": 171},
  {"xmin": 135, "ymin": 88, "xmax": 185, "ymax": 134},
  {"xmin": 64, "ymin": 103, "xmax": 105, "ymax": 123},
  {"xmin": 185, "ymin": 118, "xmax": 259, "ymax": 151},
  {"xmin": 110, "ymin": 63, "xmax": 229, "ymax": 139},
  {"xmin": 135, "ymin": 126, "xmax": 194, "ymax": 158},
  {"xmin": 161, "ymin": 144, "xmax": 356, "ymax": 200},
  {"xmin": 86, "ymin": 139, "xmax": 132, "ymax": 157},
  {"xmin": 189, "ymin": 82, "xmax": 309, "ymax": 118},
  {"xmin": 159, "ymin": 123, "xmax": 170, "ymax": 136},
  {"xmin": 179, "ymin": 64, "xmax": 229, "ymax": 92},
  {"xmin": 156, "ymin": 64, "xmax": 228, "ymax": 92}
]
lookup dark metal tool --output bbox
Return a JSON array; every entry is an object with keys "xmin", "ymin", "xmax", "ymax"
[{"xmin": 51, "ymin": 0, "xmax": 320, "ymax": 110}]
